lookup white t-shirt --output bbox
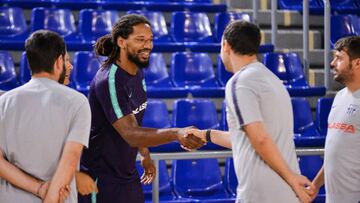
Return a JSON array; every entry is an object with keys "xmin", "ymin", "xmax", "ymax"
[
  {"xmin": 324, "ymin": 88, "xmax": 360, "ymax": 203},
  {"xmin": 0, "ymin": 78, "xmax": 91, "ymax": 203},
  {"xmin": 225, "ymin": 62, "xmax": 300, "ymax": 203}
]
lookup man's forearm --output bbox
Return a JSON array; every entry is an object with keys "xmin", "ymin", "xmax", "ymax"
[
  {"xmin": 208, "ymin": 130, "xmax": 232, "ymax": 149},
  {"xmin": 139, "ymin": 147, "xmax": 151, "ymax": 159},
  {"xmin": 312, "ymin": 166, "xmax": 325, "ymax": 189},
  {"xmin": 0, "ymin": 155, "xmax": 42, "ymax": 197},
  {"xmin": 44, "ymin": 142, "xmax": 83, "ymax": 202}
]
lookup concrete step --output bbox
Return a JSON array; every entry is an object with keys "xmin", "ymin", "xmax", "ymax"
[{"xmin": 262, "ymin": 29, "xmax": 323, "ymax": 49}]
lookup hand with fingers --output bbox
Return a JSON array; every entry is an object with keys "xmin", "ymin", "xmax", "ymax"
[
  {"xmin": 75, "ymin": 172, "xmax": 98, "ymax": 196},
  {"xmin": 140, "ymin": 156, "xmax": 156, "ymax": 185},
  {"xmin": 58, "ymin": 185, "xmax": 71, "ymax": 203},
  {"xmin": 177, "ymin": 127, "xmax": 205, "ymax": 151},
  {"xmin": 184, "ymin": 128, "xmax": 206, "ymax": 142},
  {"xmin": 288, "ymin": 173, "xmax": 315, "ymax": 203}
]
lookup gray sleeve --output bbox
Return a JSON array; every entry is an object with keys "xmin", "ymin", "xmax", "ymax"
[
  {"xmin": 66, "ymin": 98, "xmax": 91, "ymax": 148},
  {"xmin": 231, "ymin": 85, "xmax": 263, "ymax": 128}
]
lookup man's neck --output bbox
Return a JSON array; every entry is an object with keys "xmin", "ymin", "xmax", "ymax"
[
  {"xmin": 346, "ymin": 81, "xmax": 360, "ymax": 93},
  {"xmin": 32, "ymin": 72, "xmax": 58, "ymax": 81},
  {"xmin": 231, "ymin": 54, "xmax": 258, "ymax": 73},
  {"xmin": 117, "ymin": 54, "xmax": 138, "ymax": 76}
]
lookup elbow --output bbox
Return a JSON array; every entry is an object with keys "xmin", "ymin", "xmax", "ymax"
[{"xmin": 251, "ymin": 133, "xmax": 270, "ymax": 148}]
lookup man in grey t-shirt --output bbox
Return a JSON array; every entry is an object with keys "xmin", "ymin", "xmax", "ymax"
[
  {"xmin": 0, "ymin": 30, "xmax": 91, "ymax": 203},
  {"xmin": 186, "ymin": 21, "xmax": 314, "ymax": 203},
  {"xmin": 312, "ymin": 36, "xmax": 360, "ymax": 203}
]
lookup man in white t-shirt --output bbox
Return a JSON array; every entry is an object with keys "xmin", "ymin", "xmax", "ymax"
[
  {"xmin": 0, "ymin": 30, "xmax": 91, "ymax": 203},
  {"xmin": 312, "ymin": 36, "xmax": 360, "ymax": 203},
  {"xmin": 186, "ymin": 20, "xmax": 314, "ymax": 203}
]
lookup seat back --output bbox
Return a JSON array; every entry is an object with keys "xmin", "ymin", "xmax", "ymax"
[
  {"xmin": 171, "ymin": 52, "xmax": 215, "ymax": 87},
  {"xmin": 291, "ymin": 98, "xmax": 316, "ymax": 134},
  {"xmin": 172, "ymin": 99, "xmax": 219, "ymax": 129},
  {"xmin": 0, "ymin": 51, "xmax": 18, "ymax": 89},
  {"xmin": 171, "ymin": 11, "xmax": 213, "ymax": 43},
  {"xmin": 142, "ymin": 99, "xmax": 171, "ymax": 128},
  {"xmin": 217, "ymin": 54, "xmax": 233, "ymax": 86},
  {"xmin": 79, "ymin": 9, "xmax": 119, "ymax": 42},
  {"xmin": 143, "ymin": 53, "xmax": 169, "ymax": 85},
  {"xmin": 19, "ymin": 52, "xmax": 31, "ymax": 85},
  {"xmin": 171, "ymin": 158, "xmax": 225, "ymax": 197},
  {"xmin": 263, "ymin": 52, "xmax": 288, "ymax": 83},
  {"xmin": 284, "ymin": 53, "xmax": 307, "ymax": 86},
  {"xmin": 224, "ymin": 158, "xmax": 237, "ymax": 196},
  {"xmin": 315, "ymin": 98, "xmax": 334, "ymax": 136},
  {"xmin": 331, "ymin": 15, "xmax": 360, "ymax": 46},
  {"xmin": 220, "ymin": 100, "xmax": 228, "ymax": 131},
  {"xmin": 214, "ymin": 12, "xmax": 251, "ymax": 42},
  {"xmin": 73, "ymin": 51, "xmax": 103, "ymax": 88},
  {"xmin": 31, "ymin": 7, "xmax": 76, "ymax": 37},
  {"xmin": 127, "ymin": 10, "xmax": 169, "ymax": 42},
  {"xmin": 136, "ymin": 160, "xmax": 171, "ymax": 196},
  {"xmin": 0, "ymin": 7, "xmax": 27, "ymax": 37}
]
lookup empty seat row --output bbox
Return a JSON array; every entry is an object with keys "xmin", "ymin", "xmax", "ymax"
[
  {"xmin": 142, "ymin": 97, "xmax": 332, "ymax": 152},
  {"xmin": 134, "ymin": 156, "xmax": 325, "ymax": 202},
  {"xmin": 0, "ymin": 8, "xmax": 274, "ymax": 53},
  {"xmin": 279, "ymin": 0, "xmax": 360, "ymax": 14},
  {"xmin": 0, "ymin": 0, "xmax": 226, "ymax": 12},
  {"xmin": 0, "ymin": 51, "xmax": 325, "ymax": 98}
]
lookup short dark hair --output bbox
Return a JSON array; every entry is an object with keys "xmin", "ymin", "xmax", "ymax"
[
  {"xmin": 223, "ymin": 20, "xmax": 261, "ymax": 55},
  {"xmin": 94, "ymin": 14, "xmax": 151, "ymax": 68},
  {"xmin": 334, "ymin": 36, "xmax": 360, "ymax": 61},
  {"xmin": 25, "ymin": 30, "xmax": 66, "ymax": 74}
]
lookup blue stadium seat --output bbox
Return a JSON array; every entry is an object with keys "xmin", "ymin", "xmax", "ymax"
[
  {"xmin": 143, "ymin": 53, "xmax": 188, "ymax": 98},
  {"xmin": 171, "ymin": 158, "xmax": 233, "ymax": 202},
  {"xmin": 298, "ymin": 155, "xmax": 326, "ymax": 203},
  {"xmin": 142, "ymin": 99, "xmax": 181, "ymax": 152},
  {"xmin": 172, "ymin": 99, "xmax": 226, "ymax": 150},
  {"xmin": 292, "ymin": 98, "xmax": 325, "ymax": 147},
  {"xmin": 330, "ymin": 0, "xmax": 360, "ymax": 14},
  {"xmin": 214, "ymin": 12, "xmax": 251, "ymax": 43},
  {"xmin": 263, "ymin": 52, "xmax": 326, "ymax": 97},
  {"xmin": 51, "ymin": 0, "xmax": 100, "ymax": 9},
  {"xmin": 30, "ymin": 7, "xmax": 81, "ymax": 50},
  {"xmin": 127, "ymin": 10, "xmax": 171, "ymax": 42},
  {"xmin": 220, "ymin": 101, "xmax": 228, "ymax": 131},
  {"xmin": 78, "ymin": 9, "xmax": 119, "ymax": 46},
  {"xmin": 72, "ymin": 51, "xmax": 103, "ymax": 95},
  {"xmin": 315, "ymin": 98, "xmax": 334, "ymax": 137},
  {"xmin": 278, "ymin": 0, "xmax": 324, "ymax": 14},
  {"xmin": 0, "ymin": 51, "xmax": 18, "ymax": 91},
  {"xmin": 143, "ymin": 0, "xmax": 227, "ymax": 13},
  {"xmin": 171, "ymin": 52, "xmax": 224, "ymax": 97},
  {"xmin": 331, "ymin": 15, "xmax": 360, "ymax": 47},
  {"xmin": 135, "ymin": 160, "xmax": 193, "ymax": 202},
  {"xmin": 171, "ymin": 12, "xmax": 220, "ymax": 52},
  {"xmin": 19, "ymin": 52, "xmax": 31, "ymax": 85},
  {"xmin": 223, "ymin": 158, "xmax": 237, "ymax": 197},
  {"xmin": 217, "ymin": 55, "xmax": 233, "ymax": 87},
  {"xmin": 0, "ymin": 0, "xmax": 52, "ymax": 8},
  {"xmin": 0, "ymin": 7, "xmax": 29, "ymax": 50}
]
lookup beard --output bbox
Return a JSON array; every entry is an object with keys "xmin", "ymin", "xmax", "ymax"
[
  {"xmin": 333, "ymin": 63, "xmax": 353, "ymax": 84},
  {"xmin": 58, "ymin": 62, "xmax": 66, "ymax": 84},
  {"xmin": 127, "ymin": 48, "xmax": 151, "ymax": 69}
]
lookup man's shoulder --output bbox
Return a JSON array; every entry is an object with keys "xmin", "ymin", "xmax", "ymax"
[{"xmin": 56, "ymin": 85, "xmax": 88, "ymax": 105}]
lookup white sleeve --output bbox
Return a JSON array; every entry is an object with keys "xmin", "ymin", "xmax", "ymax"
[
  {"xmin": 230, "ymin": 85, "xmax": 263, "ymax": 128},
  {"xmin": 66, "ymin": 98, "xmax": 91, "ymax": 148}
]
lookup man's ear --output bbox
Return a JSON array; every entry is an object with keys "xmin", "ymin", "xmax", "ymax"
[
  {"xmin": 117, "ymin": 37, "xmax": 126, "ymax": 49},
  {"xmin": 353, "ymin": 58, "xmax": 360, "ymax": 69},
  {"xmin": 54, "ymin": 55, "xmax": 63, "ymax": 73},
  {"xmin": 223, "ymin": 39, "xmax": 231, "ymax": 54}
]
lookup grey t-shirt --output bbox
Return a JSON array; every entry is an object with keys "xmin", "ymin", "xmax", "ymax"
[
  {"xmin": 324, "ymin": 88, "xmax": 360, "ymax": 203},
  {"xmin": 225, "ymin": 62, "xmax": 300, "ymax": 203},
  {"xmin": 0, "ymin": 78, "xmax": 91, "ymax": 203}
]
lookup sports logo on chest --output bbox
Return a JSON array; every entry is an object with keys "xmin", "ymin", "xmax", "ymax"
[{"xmin": 346, "ymin": 104, "xmax": 360, "ymax": 116}]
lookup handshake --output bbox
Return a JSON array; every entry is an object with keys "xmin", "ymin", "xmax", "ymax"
[{"xmin": 176, "ymin": 127, "xmax": 208, "ymax": 150}]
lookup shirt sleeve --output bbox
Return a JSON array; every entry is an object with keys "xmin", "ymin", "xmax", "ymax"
[
  {"xmin": 66, "ymin": 97, "xmax": 91, "ymax": 148},
  {"xmin": 230, "ymin": 84, "xmax": 263, "ymax": 128},
  {"xmin": 95, "ymin": 68, "xmax": 133, "ymax": 124}
]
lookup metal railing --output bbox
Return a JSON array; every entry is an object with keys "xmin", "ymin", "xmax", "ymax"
[{"xmin": 149, "ymin": 148, "xmax": 324, "ymax": 202}]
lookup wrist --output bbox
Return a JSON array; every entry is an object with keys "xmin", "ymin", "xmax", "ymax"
[
  {"xmin": 36, "ymin": 181, "xmax": 45, "ymax": 198},
  {"xmin": 205, "ymin": 129, "xmax": 212, "ymax": 143}
]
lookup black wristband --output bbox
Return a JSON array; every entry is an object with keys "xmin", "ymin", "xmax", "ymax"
[{"xmin": 205, "ymin": 129, "xmax": 212, "ymax": 143}]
